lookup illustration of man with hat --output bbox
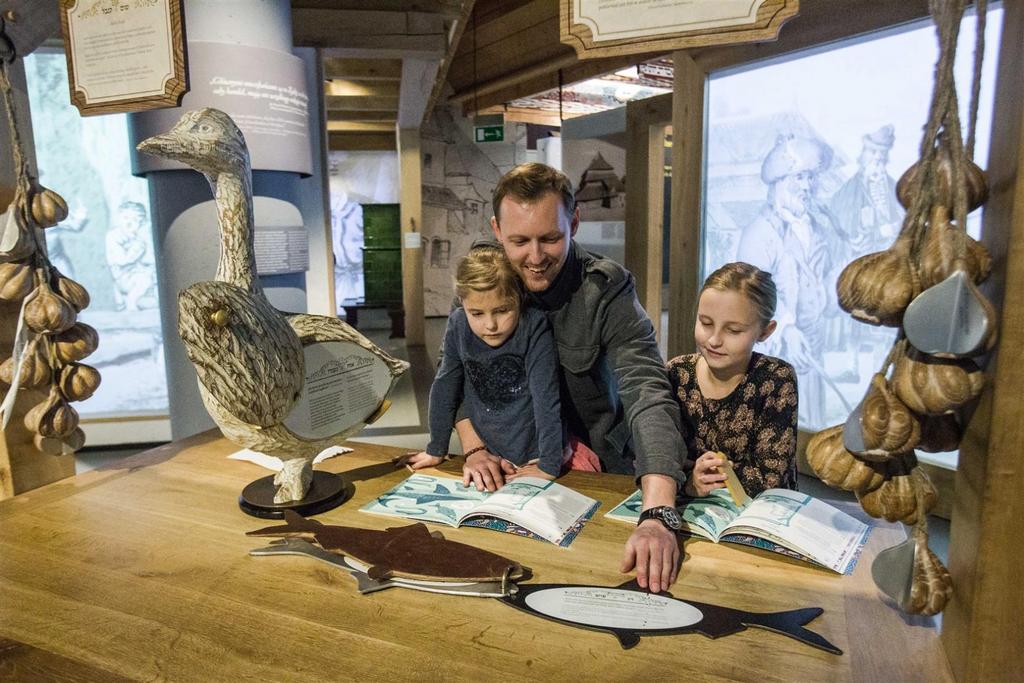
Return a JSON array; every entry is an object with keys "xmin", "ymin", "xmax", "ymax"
[
  {"xmin": 830, "ymin": 124, "xmax": 904, "ymax": 259},
  {"xmin": 737, "ymin": 134, "xmax": 843, "ymax": 430}
]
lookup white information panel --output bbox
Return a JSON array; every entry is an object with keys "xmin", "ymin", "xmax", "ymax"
[{"xmin": 282, "ymin": 342, "xmax": 393, "ymax": 440}]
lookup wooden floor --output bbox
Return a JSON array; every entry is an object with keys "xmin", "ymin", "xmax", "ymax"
[{"xmin": 1, "ymin": 432, "xmax": 952, "ymax": 682}]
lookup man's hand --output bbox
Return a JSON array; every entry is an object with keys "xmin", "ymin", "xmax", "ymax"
[
  {"xmin": 620, "ymin": 520, "xmax": 680, "ymax": 593},
  {"xmin": 462, "ymin": 450, "xmax": 516, "ymax": 491},
  {"xmin": 506, "ymin": 463, "xmax": 556, "ymax": 482},
  {"xmin": 683, "ymin": 451, "xmax": 727, "ymax": 497}
]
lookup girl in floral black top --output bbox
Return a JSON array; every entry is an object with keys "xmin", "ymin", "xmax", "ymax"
[{"xmin": 667, "ymin": 262, "xmax": 798, "ymax": 498}]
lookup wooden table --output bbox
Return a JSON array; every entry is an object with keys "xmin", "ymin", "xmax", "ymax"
[{"xmin": 0, "ymin": 433, "xmax": 952, "ymax": 682}]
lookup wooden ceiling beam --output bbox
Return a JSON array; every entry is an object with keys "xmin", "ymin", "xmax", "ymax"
[
  {"xmin": 327, "ymin": 131, "xmax": 396, "ymax": 151},
  {"xmin": 292, "ymin": 0, "xmax": 464, "ymax": 19},
  {"xmin": 326, "ymin": 121, "xmax": 395, "ymax": 132},
  {"xmin": 323, "ymin": 58, "xmax": 403, "ymax": 81},
  {"xmin": 397, "ymin": 57, "xmax": 442, "ymax": 129},
  {"xmin": 326, "ymin": 95, "xmax": 399, "ymax": 112},
  {"xmin": 294, "ymin": 8, "xmax": 446, "ymax": 56},
  {"xmin": 327, "ymin": 110, "xmax": 398, "ymax": 123}
]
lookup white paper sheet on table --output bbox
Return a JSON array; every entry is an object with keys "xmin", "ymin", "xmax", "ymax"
[{"xmin": 227, "ymin": 445, "xmax": 353, "ymax": 471}]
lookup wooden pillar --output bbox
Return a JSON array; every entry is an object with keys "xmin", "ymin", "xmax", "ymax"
[
  {"xmin": 624, "ymin": 93, "xmax": 671, "ymax": 340},
  {"xmin": 941, "ymin": 4, "xmax": 1024, "ymax": 681},
  {"xmin": 397, "ymin": 127, "xmax": 425, "ymax": 346},
  {"xmin": 666, "ymin": 51, "xmax": 706, "ymax": 358}
]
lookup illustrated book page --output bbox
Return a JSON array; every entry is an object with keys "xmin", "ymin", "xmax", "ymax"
[{"xmin": 361, "ymin": 473, "xmax": 600, "ymax": 546}]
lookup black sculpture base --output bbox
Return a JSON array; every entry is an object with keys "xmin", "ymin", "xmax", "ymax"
[{"xmin": 238, "ymin": 471, "xmax": 353, "ymax": 519}]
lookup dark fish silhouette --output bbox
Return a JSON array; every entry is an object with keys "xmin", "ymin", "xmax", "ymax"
[
  {"xmin": 502, "ymin": 580, "xmax": 842, "ymax": 654},
  {"xmin": 247, "ymin": 510, "xmax": 527, "ymax": 583}
]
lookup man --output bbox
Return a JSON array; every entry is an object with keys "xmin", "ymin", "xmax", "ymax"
[
  {"xmin": 831, "ymin": 124, "xmax": 903, "ymax": 258},
  {"xmin": 737, "ymin": 135, "xmax": 842, "ymax": 430},
  {"xmin": 829, "ymin": 126, "xmax": 904, "ymax": 381},
  {"xmin": 455, "ymin": 162, "xmax": 687, "ymax": 593}
]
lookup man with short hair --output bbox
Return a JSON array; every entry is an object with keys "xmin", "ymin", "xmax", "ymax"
[{"xmin": 455, "ymin": 162, "xmax": 687, "ymax": 592}]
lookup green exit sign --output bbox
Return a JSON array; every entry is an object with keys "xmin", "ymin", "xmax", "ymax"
[{"xmin": 474, "ymin": 125, "xmax": 504, "ymax": 142}]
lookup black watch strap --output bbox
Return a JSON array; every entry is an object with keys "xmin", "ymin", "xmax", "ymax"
[{"xmin": 638, "ymin": 505, "xmax": 682, "ymax": 531}]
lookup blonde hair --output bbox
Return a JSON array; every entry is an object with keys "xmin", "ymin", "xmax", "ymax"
[
  {"xmin": 701, "ymin": 262, "xmax": 777, "ymax": 327},
  {"xmin": 454, "ymin": 247, "xmax": 523, "ymax": 307}
]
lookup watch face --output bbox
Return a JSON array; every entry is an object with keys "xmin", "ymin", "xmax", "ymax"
[{"xmin": 662, "ymin": 507, "xmax": 682, "ymax": 529}]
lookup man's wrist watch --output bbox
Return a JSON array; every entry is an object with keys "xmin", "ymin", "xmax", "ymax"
[{"xmin": 638, "ymin": 505, "xmax": 682, "ymax": 531}]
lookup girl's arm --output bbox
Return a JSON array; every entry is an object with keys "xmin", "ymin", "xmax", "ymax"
[
  {"xmin": 423, "ymin": 316, "xmax": 465, "ymax": 458},
  {"xmin": 525, "ymin": 316, "xmax": 564, "ymax": 478},
  {"xmin": 744, "ymin": 359, "xmax": 799, "ymax": 492}
]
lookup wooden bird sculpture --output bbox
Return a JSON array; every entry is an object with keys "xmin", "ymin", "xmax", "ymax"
[{"xmin": 137, "ymin": 108, "xmax": 409, "ymax": 506}]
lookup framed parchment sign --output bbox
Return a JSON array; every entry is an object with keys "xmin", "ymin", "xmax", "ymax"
[
  {"xmin": 59, "ymin": 0, "xmax": 188, "ymax": 116},
  {"xmin": 561, "ymin": 0, "xmax": 799, "ymax": 58}
]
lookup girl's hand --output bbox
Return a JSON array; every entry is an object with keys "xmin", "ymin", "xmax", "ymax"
[
  {"xmin": 506, "ymin": 463, "xmax": 555, "ymax": 482},
  {"xmin": 684, "ymin": 451, "xmax": 727, "ymax": 497},
  {"xmin": 405, "ymin": 451, "xmax": 446, "ymax": 470}
]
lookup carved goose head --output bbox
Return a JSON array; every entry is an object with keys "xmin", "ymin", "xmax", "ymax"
[{"xmin": 138, "ymin": 108, "xmax": 249, "ymax": 178}]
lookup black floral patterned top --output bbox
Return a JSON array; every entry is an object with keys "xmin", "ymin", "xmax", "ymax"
[{"xmin": 667, "ymin": 352, "xmax": 799, "ymax": 497}]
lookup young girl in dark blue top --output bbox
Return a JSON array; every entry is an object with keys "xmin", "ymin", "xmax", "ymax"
[{"xmin": 407, "ymin": 247, "xmax": 576, "ymax": 481}]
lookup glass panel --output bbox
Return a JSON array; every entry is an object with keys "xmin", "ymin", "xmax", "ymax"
[
  {"xmin": 23, "ymin": 51, "xmax": 168, "ymax": 416},
  {"xmin": 702, "ymin": 8, "xmax": 1002, "ymax": 433}
]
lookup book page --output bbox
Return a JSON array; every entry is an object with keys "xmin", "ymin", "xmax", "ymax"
[
  {"xmin": 466, "ymin": 477, "xmax": 599, "ymax": 545},
  {"xmin": 725, "ymin": 489, "xmax": 870, "ymax": 573},
  {"xmin": 359, "ymin": 474, "xmax": 489, "ymax": 527},
  {"xmin": 677, "ymin": 489, "xmax": 743, "ymax": 540}
]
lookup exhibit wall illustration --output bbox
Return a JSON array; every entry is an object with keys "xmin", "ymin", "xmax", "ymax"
[
  {"xmin": 420, "ymin": 106, "xmax": 530, "ymax": 316},
  {"xmin": 23, "ymin": 51, "xmax": 169, "ymax": 417},
  {"xmin": 563, "ymin": 138, "xmax": 627, "ymax": 265},
  {"xmin": 702, "ymin": 8, "xmax": 1002, "ymax": 432}
]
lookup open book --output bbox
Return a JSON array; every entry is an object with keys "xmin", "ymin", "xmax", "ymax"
[
  {"xmin": 361, "ymin": 473, "xmax": 600, "ymax": 547},
  {"xmin": 606, "ymin": 488, "xmax": 870, "ymax": 575}
]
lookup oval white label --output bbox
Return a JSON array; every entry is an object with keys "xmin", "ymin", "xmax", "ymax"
[{"xmin": 523, "ymin": 587, "xmax": 703, "ymax": 630}]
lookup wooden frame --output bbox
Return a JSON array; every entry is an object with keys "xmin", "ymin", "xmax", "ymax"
[
  {"xmin": 660, "ymin": 6, "xmax": 1024, "ymax": 681},
  {"xmin": 59, "ymin": 0, "xmax": 188, "ymax": 116},
  {"xmin": 560, "ymin": 0, "xmax": 799, "ymax": 59}
]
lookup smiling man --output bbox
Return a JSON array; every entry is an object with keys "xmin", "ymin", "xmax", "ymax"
[{"xmin": 454, "ymin": 162, "xmax": 688, "ymax": 592}]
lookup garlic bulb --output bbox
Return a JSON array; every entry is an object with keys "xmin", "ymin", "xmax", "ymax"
[
  {"xmin": 837, "ymin": 234, "xmax": 917, "ymax": 327},
  {"xmin": 0, "ymin": 261, "xmax": 33, "ymax": 301},
  {"xmin": 856, "ymin": 465, "xmax": 937, "ymax": 525},
  {"xmin": 892, "ymin": 345, "xmax": 984, "ymax": 415},
  {"xmin": 29, "ymin": 185, "xmax": 69, "ymax": 228},
  {"xmin": 857, "ymin": 373, "xmax": 921, "ymax": 461},
  {"xmin": 34, "ymin": 427, "xmax": 86, "ymax": 456},
  {"xmin": 0, "ymin": 336, "xmax": 51, "ymax": 388},
  {"xmin": 59, "ymin": 362, "xmax": 101, "ymax": 402},
  {"xmin": 52, "ymin": 323, "xmax": 99, "ymax": 364},
  {"xmin": 24, "ymin": 276, "xmax": 77, "ymax": 335},
  {"xmin": 919, "ymin": 207, "xmax": 992, "ymax": 289},
  {"xmin": 805, "ymin": 425, "xmax": 887, "ymax": 493},
  {"xmin": 896, "ymin": 141, "xmax": 988, "ymax": 213},
  {"xmin": 24, "ymin": 385, "xmax": 80, "ymax": 439},
  {"xmin": 908, "ymin": 537, "xmax": 953, "ymax": 616},
  {"xmin": 55, "ymin": 272, "xmax": 90, "ymax": 312}
]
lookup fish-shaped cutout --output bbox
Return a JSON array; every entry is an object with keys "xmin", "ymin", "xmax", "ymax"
[
  {"xmin": 501, "ymin": 580, "xmax": 841, "ymax": 654},
  {"xmin": 247, "ymin": 510, "xmax": 528, "ymax": 583},
  {"xmin": 249, "ymin": 537, "xmax": 514, "ymax": 597}
]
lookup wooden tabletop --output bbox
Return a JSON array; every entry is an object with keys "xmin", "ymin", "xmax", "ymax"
[{"xmin": 0, "ymin": 432, "xmax": 952, "ymax": 682}]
